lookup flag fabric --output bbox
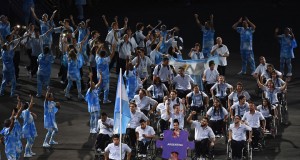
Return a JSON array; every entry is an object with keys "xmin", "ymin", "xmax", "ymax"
[
  {"xmin": 113, "ymin": 71, "xmax": 131, "ymax": 134},
  {"xmin": 169, "ymin": 56, "xmax": 219, "ymax": 90}
]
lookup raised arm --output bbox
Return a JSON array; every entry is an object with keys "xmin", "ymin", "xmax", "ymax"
[
  {"xmin": 194, "ymin": 14, "xmax": 203, "ymax": 28},
  {"xmin": 28, "ymin": 95, "xmax": 34, "ymax": 111},
  {"xmin": 109, "ymin": 43, "xmax": 117, "ymax": 60},
  {"xmin": 9, "ymin": 111, "xmax": 16, "ymax": 132},
  {"xmin": 210, "ymin": 14, "xmax": 214, "ymax": 29},
  {"xmin": 280, "ymin": 81, "xmax": 288, "ymax": 91},
  {"xmin": 95, "ymin": 72, "xmax": 102, "ymax": 88},
  {"xmin": 101, "ymin": 15, "xmax": 109, "ymax": 28},
  {"xmin": 274, "ymin": 28, "xmax": 280, "ymax": 39},
  {"xmin": 232, "ymin": 17, "xmax": 242, "ymax": 30},
  {"xmin": 256, "ymin": 78, "xmax": 264, "ymax": 88},
  {"xmin": 187, "ymin": 111, "xmax": 196, "ymax": 124},
  {"xmin": 30, "ymin": 7, "xmax": 39, "ymax": 22},
  {"xmin": 245, "ymin": 17, "xmax": 256, "ymax": 30},
  {"xmin": 15, "ymin": 98, "xmax": 23, "ymax": 119},
  {"xmin": 49, "ymin": 10, "xmax": 58, "ymax": 22},
  {"xmin": 45, "ymin": 86, "xmax": 51, "ymax": 101},
  {"xmin": 70, "ymin": 15, "xmax": 77, "ymax": 28}
]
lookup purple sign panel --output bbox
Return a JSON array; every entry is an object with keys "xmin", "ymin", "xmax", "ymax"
[{"xmin": 156, "ymin": 130, "xmax": 194, "ymax": 159}]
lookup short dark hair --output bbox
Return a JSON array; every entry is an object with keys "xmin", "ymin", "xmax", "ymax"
[
  {"xmin": 202, "ymin": 117, "xmax": 209, "ymax": 122},
  {"xmin": 173, "ymin": 104, "xmax": 180, "ymax": 109},
  {"xmin": 238, "ymin": 95, "xmax": 245, "ymax": 101},
  {"xmin": 101, "ymin": 112, "xmax": 107, "ymax": 117},
  {"xmin": 139, "ymin": 119, "xmax": 146, "ymax": 123},
  {"xmin": 112, "ymin": 134, "xmax": 120, "ymax": 139},
  {"xmin": 44, "ymin": 46, "xmax": 50, "ymax": 54},
  {"xmin": 173, "ymin": 119, "xmax": 179, "ymax": 125},
  {"xmin": 209, "ymin": 60, "xmax": 215, "ymax": 66}
]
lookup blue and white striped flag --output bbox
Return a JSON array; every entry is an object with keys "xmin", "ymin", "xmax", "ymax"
[{"xmin": 113, "ymin": 70, "xmax": 131, "ymax": 134}]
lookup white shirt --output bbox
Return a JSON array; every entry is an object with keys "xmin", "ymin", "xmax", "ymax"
[
  {"xmin": 153, "ymin": 64, "xmax": 173, "ymax": 82},
  {"xmin": 207, "ymin": 107, "xmax": 228, "ymax": 121},
  {"xmin": 261, "ymin": 86, "xmax": 281, "ymax": 104},
  {"xmin": 211, "ymin": 44, "xmax": 229, "ymax": 66},
  {"xmin": 203, "ymin": 68, "xmax": 219, "ymax": 84},
  {"xmin": 147, "ymin": 83, "xmax": 168, "ymax": 99},
  {"xmin": 228, "ymin": 91, "xmax": 251, "ymax": 105},
  {"xmin": 257, "ymin": 105, "xmax": 276, "ymax": 118},
  {"xmin": 97, "ymin": 117, "xmax": 114, "ymax": 136},
  {"xmin": 210, "ymin": 82, "xmax": 233, "ymax": 97},
  {"xmin": 172, "ymin": 74, "xmax": 195, "ymax": 90},
  {"xmin": 169, "ymin": 112, "xmax": 185, "ymax": 129},
  {"xmin": 127, "ymin": 111, "xmax": 148, "ymax": 129},
  {"xmin": 168, "ymin": 97, "xmax": 184, "ymax": 113},
  {"xmin": 133, "ymin": 95, "xmax": 158, "ymax": 111},
  {"xmin": 254, "ymin": 63, "xmax": 268, "ymax": 75},
  {"xmin": 132, "ymin": 56, "xmax": 153, "ymax": 78},
  {"xmin": 230, "ymin": 102, "xmax": 250, "ymax": 117},
  {"xmin": 135, "ymin": 30, "xmax": 146, "ymax": 47},
  {"xmin": 190, "ymin": 51, "xmax": 204, "ymax": 60},
  {"xmin": 186, "ymin": 91, "xmax": 208, "ymax": 106},
  {"xmin": 135, "ymin": 125, "xmax": 155, "ymax": 141},
  {"xmin": 105, "ymin": 143, "xmax": 131, "ymax": 160},
  {"xmin": 118, "ymin": 40, "xmax": 134, "ymax": 59},
  {"xmin": 191, "ymin": 121, "xmax": 215, "ymax": 141},
  {"xmin": 156, "ymin": 103, "xmax": 170, "ymax": 121},
  {"xmin": 242, "ymin": 111, "xmax": 265, "ymax": 128},
  {"xmin": 229, "ymin": 123, "xmax": 252, "ymax": 141}
]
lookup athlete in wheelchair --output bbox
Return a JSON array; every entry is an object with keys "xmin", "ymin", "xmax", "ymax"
[
  {"xmin": 241, "ymin": 101, "xmax": 266, "ymax": 151},
  {"xmin": 228, "ymin": 115, "xmax": 252, "ymax": 160},
  {"xmin": 257, "ymin": 77, "xmax": 288, "ymax": 125},
  {"xmin": 135, "ymin": 119, "xmax": 156, "ymax": 159},
  {"xmin": 210, "ymin": 75, "xmax": 233, "ymax": 109},
  {"xmin": 186, "ymin": 84, "xmax": 209, "ymax": 120},
  {"xmin": 187, "ymin": 112, "xmax": 215, "ymax": 159},
  {"xmin": 94, "ymin": 112, "xmax": 114, "ymax": 156},
  {"xmin": 256, "ymin": 98, "xmax": 277, "ymax": 138}
]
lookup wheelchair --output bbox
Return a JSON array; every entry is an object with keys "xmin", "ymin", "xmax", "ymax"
[
  {"xmin": 277, "ymin": 92, "xmax": 288, "ymax": 125},
  {"xmin": 94, "ymin": 134, "xmax": 112, "ymax": 160},
  {"xmin": 263, "ymin": 116, "xmax": 278, "ymax": 139},
  {"xmin": 227, "ymin": 141, "xmax": 252, "ymax": 160},
  {"xmin": 191, "ymin": 139, "xmax": 215, "ymax": 160},
  {"xmin": 135, "ymin": 139, "xmax": 156, "ymax": 160}
]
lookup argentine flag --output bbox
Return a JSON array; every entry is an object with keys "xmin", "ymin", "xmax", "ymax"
[{"xmin": 113, "ymin": 70, "xmax": 131, "ymax": 134}]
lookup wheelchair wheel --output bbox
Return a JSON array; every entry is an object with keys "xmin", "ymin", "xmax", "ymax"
[
  {"xmin": 156, "ymin": 119, "xmax": 162, "ymax": 136},
  {"xmin": 226, "ymin": 142, "xmax": 232, "ymax": 160},
  {"xmin": 281, "ymin": 105, "xmax": 289, "ymax": 125},
  {"xmin": 271, "ymin": 118, "xmax": 278, "ymax": 139},
  {"xmin": 246, "ymin": 142, "xmax": 252, "ymax": 160}
]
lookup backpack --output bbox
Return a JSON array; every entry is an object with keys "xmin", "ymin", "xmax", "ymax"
[
  {"xmin": 157, "ymin": 64, "xmax": 169, "ymax": 74},
  {"xmin": 119, "ymin": 41, "xmax": 133, "ymax": 52}
]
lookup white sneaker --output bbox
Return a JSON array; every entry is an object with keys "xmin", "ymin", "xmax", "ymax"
[
  {"xmin": 24, "ymin": 153, "xmax": 32, "ymax": 157},
  {"xmin": 49, "ymin": 141, "xmax": 58, "ymax": 145},
  {"xmin": 90, "ymin": 128, "xmax": 97, "ymax": 134},
  {"xmin": 215, "ymin": 134, "xmax": 221, "ymax": 138},
  {"xmin": 43, "ymin": 142, "xmax": 51, "ymax": 148},
  {"xmin": 103, "ymin": 100, "xmax": 112, "ymax": 104},
  {"xmin": 96, "ymin": 148, "xmax": 102, "ymax": 152},
  {"xmin": 31, "ymin": 152, "xmax": 36, "ymax": 156}
]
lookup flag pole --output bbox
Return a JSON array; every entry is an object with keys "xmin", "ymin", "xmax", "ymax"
[{"xmin": 119, "ymin": 68, "xmax": 122, "ymax": 160}]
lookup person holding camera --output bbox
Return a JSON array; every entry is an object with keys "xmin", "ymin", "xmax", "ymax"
[
  {"xmin": 210, "ymin": 37, "xmax": 229, "ymax": 76},
  {"xmin": 188, "ymin": 43, "xmax": 204, "ymax": 60}
]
